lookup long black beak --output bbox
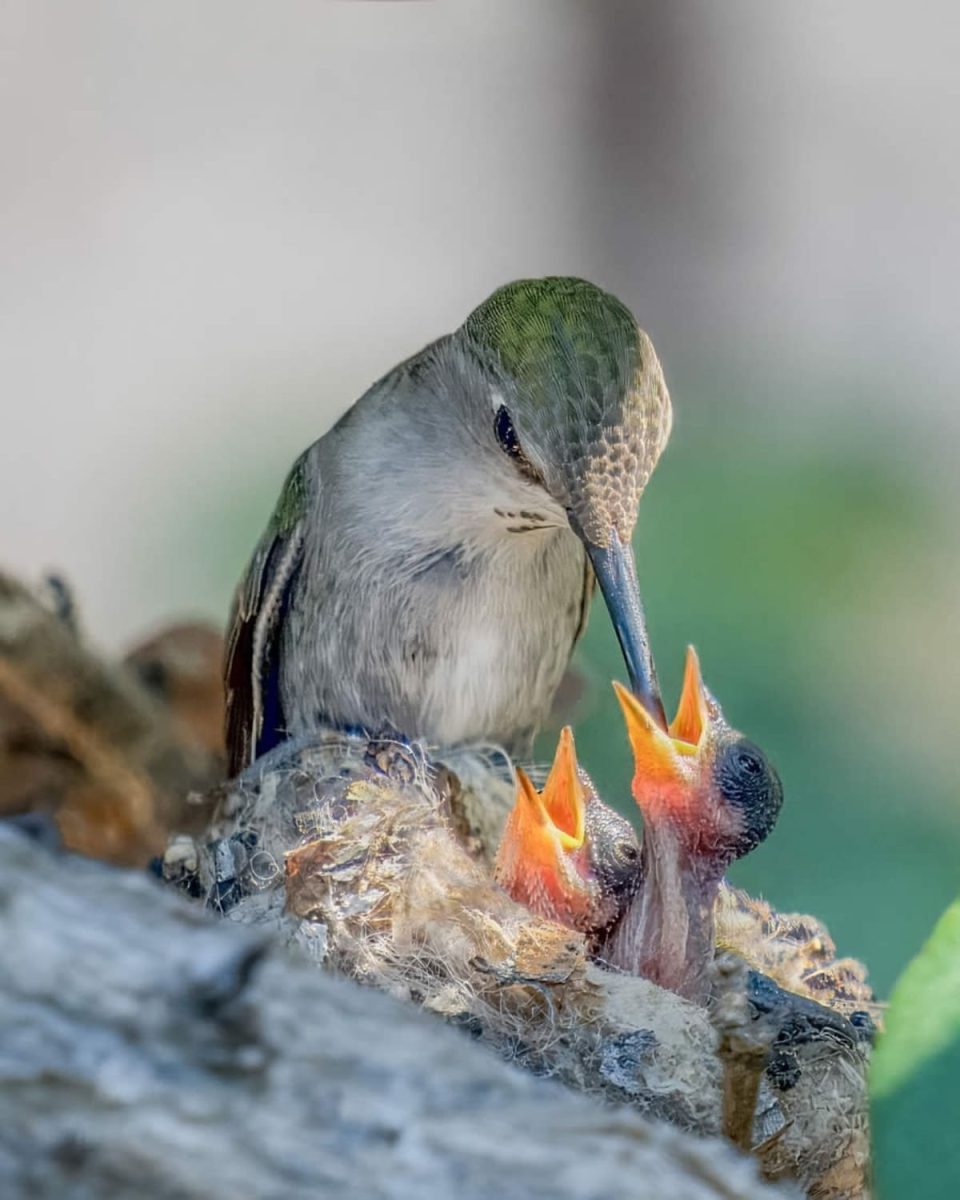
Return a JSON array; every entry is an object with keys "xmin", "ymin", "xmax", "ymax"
[{"xmin": 574, "ymin": 521, "xmax": 667, "ymax": 730}]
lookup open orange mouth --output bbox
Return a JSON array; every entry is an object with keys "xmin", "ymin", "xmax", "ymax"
[
  {"xmin": 513, "ymin": 725, "xmax": 586, "ymax": 852},
  {"xmin": 495, "ymin": 724, "xmax": 588, "ymax": 911},
  {"xmin": 612, "ymin": 646, "xmax": 711, "ymax": 793}
]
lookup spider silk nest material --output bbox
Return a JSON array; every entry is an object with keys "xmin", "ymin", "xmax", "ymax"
[{"xmin": 171, "ymin": 731, "xmax": 874, "ymax": 1199}]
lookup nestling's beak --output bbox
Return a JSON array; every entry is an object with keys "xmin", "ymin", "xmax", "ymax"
[
  {"xmin": 670, "ymin": 644, "xmax": 710, "ymax": 746},
  {"xmin": 577, "ymin": 525, "xmax": 667, "ymax": 731},
  {"xmin": 510, "ymin": 725, "xmax": 585, "ymax": 856},
  {"xmin": 612, "ymin": 645, "xmax": 709, "ymax": 815},
  {"xmin": 494, "ymin": 726, "xmax": 587, "ymax": 914}
]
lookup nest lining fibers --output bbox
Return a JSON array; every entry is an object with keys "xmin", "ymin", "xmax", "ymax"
[{"xmin": 168, "ymin": 731, "xmax": 873, "ymax": 1199}]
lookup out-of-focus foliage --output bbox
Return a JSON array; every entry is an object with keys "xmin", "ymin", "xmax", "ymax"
[{"xmin": 871, "ymin": 896, "xmax": 960, "ymax": 1197}]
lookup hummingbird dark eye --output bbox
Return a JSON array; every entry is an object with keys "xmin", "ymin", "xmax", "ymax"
[
  {"xmin": 493, "ymin": 404, "xmax": 542, "ymax": 486},
  {"xmin": 494, "ymin": 404, "xmax": 523, "ymax": 458}
]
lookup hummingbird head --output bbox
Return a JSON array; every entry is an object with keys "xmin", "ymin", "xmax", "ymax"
[
  {"xmin": 614, "ymin": 646, "xmax": 783, "ymax": 875},
  {"xmin": 461, "ymin": 277, "xmax": 673, "ymax": 726},
  {"xmin": 494, "ymin": 726, "xmax": 642, "ymax": 938}
]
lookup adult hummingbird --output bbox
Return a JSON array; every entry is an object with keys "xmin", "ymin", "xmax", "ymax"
[{"xmin": 225, "ymin": 277, "xmax": 673, "ymax": 776}]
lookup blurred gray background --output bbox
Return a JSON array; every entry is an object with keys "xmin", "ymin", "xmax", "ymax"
[{"xmin": 3, "ymin": 2, "xmax": 958, "ymax": 993}]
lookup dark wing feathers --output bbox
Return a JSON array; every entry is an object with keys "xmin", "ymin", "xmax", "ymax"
[
  {"xmin": 223, "ymin": 457, "xmax": 309, "ymax": 776},
  {"xmin": 573, "ymin": 557, "xmax": 595, "ymax": 647}
]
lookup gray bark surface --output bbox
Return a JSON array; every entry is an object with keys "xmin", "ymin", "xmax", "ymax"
[{"xmin": 0, "ymin": 827, "xmax": 790, "ymax": 1200}]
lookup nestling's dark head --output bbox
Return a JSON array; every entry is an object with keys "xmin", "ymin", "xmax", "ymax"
[
  {"xmin": 583, "ymin": 797, "xmax": 642, "ymax": 914},
  {"xmin": 711, "ymin": 736, "xmax": 783, "ymax": 858},
  {"xmin": 613, "ymin": 646, "xmax": 783, "ymax": 871},
  {"xmin": 494, "ymin": 725, "xmax": 642, "ymax": 936}
]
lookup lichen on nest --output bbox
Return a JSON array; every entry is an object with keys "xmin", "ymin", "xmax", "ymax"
[{"xmin": 164, "ymin": 732, "xmax": 875, "ymax": 1198}]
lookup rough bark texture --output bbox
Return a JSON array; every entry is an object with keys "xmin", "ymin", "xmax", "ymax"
[{"xmin": 0, "ymin": 827, "xmax": 791, "ymax": 1200}]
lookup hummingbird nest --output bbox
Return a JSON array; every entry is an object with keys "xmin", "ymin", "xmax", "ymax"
[{"xmin": 165, "ymin": 733, "xmax": 877, "ymax": 1200}]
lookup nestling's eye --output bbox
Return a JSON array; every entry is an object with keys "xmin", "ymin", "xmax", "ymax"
[
  {"xmin": 615, "ymin": 839, "xmax": 639, "ymax": 864},
  {"xmin": 736, "ymin": 749, "xmax": 763, "ymax": 775},
  {"xmin": 717, "ymin": 740, "xmax": 773, "ymax": 802},
  {"xmin": 494, "ymin": 405, "xmax": 523, "ymax": 459}
]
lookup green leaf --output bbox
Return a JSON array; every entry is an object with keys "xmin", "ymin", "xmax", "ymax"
[{"xmin": 871, "ymin": 896, "xmax": 960, "ymax": 1198}]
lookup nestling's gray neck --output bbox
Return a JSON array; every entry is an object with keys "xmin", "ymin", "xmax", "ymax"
[{"xmin": 600, "ymin": 822, "xmax": 725, "ymax": 1002}]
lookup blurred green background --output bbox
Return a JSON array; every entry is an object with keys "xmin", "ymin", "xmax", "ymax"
[{"xmin": 5, "ymin": 3, "xmax": 959, "ymax": 999}]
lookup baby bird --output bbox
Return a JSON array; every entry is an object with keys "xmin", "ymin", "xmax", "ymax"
[
  {"xmin": 598, "ymin": 647, "xmax": 782, "ymax": 1001},
  {"xmin": 494, "ymin": 726, "xmax": 641, "ymax": 941}
]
